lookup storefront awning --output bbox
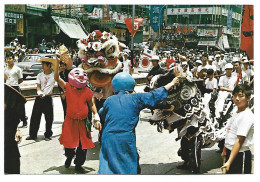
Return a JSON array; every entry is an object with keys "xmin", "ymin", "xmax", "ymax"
[
  {"xmin": 222, "ymin": 34, "xmax": 230, "ymax": 49},
  {"xmin": 52, "ymin": 16, "xmax": 87, "ymax": 39}
]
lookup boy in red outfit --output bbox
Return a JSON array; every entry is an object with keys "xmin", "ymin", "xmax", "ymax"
[{"xmin": 54, "ymin": 56, "xmax": 102, "ymax": 173}]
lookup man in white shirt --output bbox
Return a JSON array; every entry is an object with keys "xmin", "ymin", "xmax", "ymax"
[
  {"xmin": 232, "ymin": 57, "xmax": 249, "ymax": 85},
  {"xmin": 180, "ymin": 61, "xmax": 193, "ymax": 78},
  {"xmin": 122, "ymin": 52, "xmax": 132, "ymax": 75},
  {"xmin": 242, "ymin": 59, "xmax": 254, "ymax": 87},
  {"xmin": 221, "ymin": 84, "xmax": 253, "ymax": 174},
  {"xmin": 213, "ymin": 54, "xmax": 226, "ymax": 75},
  {"xmin": 207, "ymin": 56, "xmax": 217, "ymax": 72},
  {"xmin": 4, "ymin": 51, "xmax": 28, "ymax": 127},
  {"xmin": 219, "ymin": 63, "xmax": 237, "ymax": 92},
  {"xmin": 26, "ymin": 60, "xmax": 56, "ymax": 141},
  {"xmin": 197, "ymin": 54, "xmax": 208, "ymax": 79}
]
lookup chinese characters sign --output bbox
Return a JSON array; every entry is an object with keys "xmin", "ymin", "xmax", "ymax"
[
  {"xmin": 103, "ymin": 5, "xmax": 109, "ymax": 20},
  {"xmin": 150, "ymin": 5, "xmax": 163, "ymax": 32},
  {"xmin": 167, "ymin": 7, "xmax": 213, "ymax": 15}
]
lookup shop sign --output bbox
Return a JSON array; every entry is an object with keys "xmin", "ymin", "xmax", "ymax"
[
  {"xmin": 103, "ymin": 5, "xmax": 109, "ymax": 20},
  {"xmin": 27, "ymin": 4, "xmax": 48, "ymax": 11},
  {"xmin": 5, "ymin": 12, "xmax": 23, "ymax": 24},
  {"xmin": 99, "ymin": 20, "xmax": 116, "ymax": 29},
  {"xmin": 5, "ymin": 4, "xmax": 26, "ymax": 13},
  {"xmin": 16, "ymin": 19, "xmax": 24, "ymax": 36},
  {"xmin": 150, "ymin": 5, "xmax": 163, "ymax": 32},
  {"xmin": 167, "ymin": 7, "xmax": 213, "ymax": 15},
  {"xmin": 197, "ymin": 28, "xmax": 218, "ymax": 37}
]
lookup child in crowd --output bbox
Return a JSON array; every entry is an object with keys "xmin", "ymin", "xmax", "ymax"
[{"xmin": 203, "ymin": 69, "xmax": 218, "ymax": 93}]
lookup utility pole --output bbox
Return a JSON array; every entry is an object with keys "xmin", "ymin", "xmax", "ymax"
[
  {"xmin": 131, "ymin": 5, "xmax": 135, "ymax": 63},
  {"xmin": 131, "ymin": 5, "xmax": 135, "ymax": 51}
]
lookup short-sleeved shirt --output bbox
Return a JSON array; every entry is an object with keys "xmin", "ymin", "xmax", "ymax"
[
  {"xmin": 36, "ymin": 71, "xmax": 55, "ymax": 95},
  {"xmin": 218, "ymin": 75, "xmax": 237, "ymax": 91},
  {"xmin": 205, "ymin": 78, "xmax": 218, "ymax": 90},
  {"xmin": 225, "ymin": 109, "xmax": 254, "ymax": 152},
  {"xmin": 4, "ymin": 65, "xmax": 23, "ymax": 86},
  {"xmin": 232, "ymin": 71, "xmax": 249, "ymax": 84}
]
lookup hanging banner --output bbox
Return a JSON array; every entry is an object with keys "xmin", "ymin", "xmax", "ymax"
[
  {"xmin": 227, "ymin": 10, "xmax": 232, "ymax": 30},
  {"xmin": 150, "ymin": 5, "xmax": 163, "ymax": 32},
  {"xmin": 103, "ymin": 5, "xmax": 109, "ymax": 20},
  {"xmin": 124, "ymin": 18, "xmax": 143, "ymax": 37},
  {"xmin": 240, "ymin": 5, "xmax": 253, "ymax": 59}
]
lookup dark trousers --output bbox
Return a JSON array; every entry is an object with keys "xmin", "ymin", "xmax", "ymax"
[
  {"xmin": 12, "ymin": 86, "xmax": 27, "ymax": 123},
  {"xmin": 29, "ymin": 96, "xmax": 53, "ymax": 138},
  {"xmin": 65, "ymin": 141, "xmax": 87, "ymax": 166},
  {"xmin": 226, "ymin": 149, "xmax": 252, "ymax": 174}
]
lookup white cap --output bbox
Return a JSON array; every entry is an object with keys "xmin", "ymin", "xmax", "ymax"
[
  {"xmin": 215, "ymin": 54, "xmax": 220, "ymax": 58},
  {"xmin": 243, "ymin": 59, "xmax": 249, "ymax": 63},
  {"xmin": 232, "ymin": 57, "xmax": 240, "ymax": 63},
  {"xmin": 181, "ymin": 56, "xmax": 186, "ymax": 59},
  {"xmin": 151, "ymin": 55, "xmax": 160, "ymax": 61},
  {"xmin": 242, "ymin": 56, "xmax": 248, "ymax": 60},
  {"xmin": 225, "ymin": 63, "xmax": 233, "ymax": 70},
  {"xmin": 208, "ymin": 56, "xmax": 213, "ymax": 61},
  {"xmin": 181, "ymin": 61, "xmax": 188, "ymax": 66},
  {"xmin": 221, "ymin": 54, "xmax": 224, "ymax": 56},
  {"xmin": 196, "ymin": 60, "xmax": 202, "ymax": 64}
]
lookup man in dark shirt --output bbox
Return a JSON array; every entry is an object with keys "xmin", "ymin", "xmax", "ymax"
[{"xmin": 146, "ymin": 55, "xmax": 166, "ymax": 83}]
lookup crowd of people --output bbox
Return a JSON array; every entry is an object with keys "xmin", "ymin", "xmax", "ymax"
[{"xmin": 4, "ymin": 39, "xmax": 254, "ymax": 174}]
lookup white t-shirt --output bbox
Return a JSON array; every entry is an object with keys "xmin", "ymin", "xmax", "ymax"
[
  {"xmin": 36, "ymin": 71, "xmax": 55, "ymax": 95},
  {"xmin": 232, "ymin": 71, "xmax": 249, "ymax": 84},
  {"xmin": 207, "ymin": 64, "xmax": 217, "ymax": 72},
  {"xmin": 4, "ymin": 65, "xmax": 23, "ymax": 86},
  {"xmin": 197, "ymin": 64, "xmax": 209, "ymax": 73},
  {"xmin": 218, "ymin": 75, "xmax": 237, "ymax": 91},
  {"xmin": 205, "ymin": 78, "xmax": 218, "ymax": 90},
  {"xmin": 243, "ymin": 68, "xmax": 254, "ymax": 82},
  {"xmin": 180, "ymin": 70, "xmax": 193, "ymax": 78},
  {"xmin": 123, "ymin": 59, "xmax": 132, "ymax": 74},
  {"xmin": 225, "ymin": 109, "xmax": 254, "ymax": 152},
  {"xmin": 213, "ymin": 60, "xmax": 226, "ymax": 73}
]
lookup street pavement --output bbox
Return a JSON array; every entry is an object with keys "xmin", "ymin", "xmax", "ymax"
[{"xmin": 17, "ymin": 84, "xmax": 235, "ymax": 175}]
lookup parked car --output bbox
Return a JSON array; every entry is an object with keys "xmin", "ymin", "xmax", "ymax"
[{"xmin": 15, "ymin": 54, "xmax": 76, "ymax": 79}]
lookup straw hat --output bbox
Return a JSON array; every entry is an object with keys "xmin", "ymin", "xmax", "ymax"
[{"xmin": 37, "ymin": 58, "xmax": 57, "ymax": 71}]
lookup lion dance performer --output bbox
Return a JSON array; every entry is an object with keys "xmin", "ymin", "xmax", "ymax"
[{"xmin": 76, "ymin": 30, "xmax": 125, "ymax": 142}]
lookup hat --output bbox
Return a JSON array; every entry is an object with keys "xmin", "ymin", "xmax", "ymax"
[
  {"xmin": 243, "ymin": 59, "xmax": 249, "ymax": 63},
  {"xmin": 225, "ymin": 63, "xmax": 233, "ymax": 70},
  {"xmin": 208, "ymin": 56, "xmax": 213, "ymax": 61},
  {"xmin": 151, "ymin": 55, "xmax": 160, "ymax": 61},
  {"xmin": 181, "ymin": 61, "xmax": 188, "ymax": 66},
  {"xmin": 232, "ymin": 57, "xmax": 240, "ymax": 63},
  {"xmin": 221, "ymin": 54, "xmax": 224, "ymax": 56},
  {"xmin": 59, "ymin": 45, "xmax": 73, "ymax": 69},
  {"xmin": 196, "ymin": 60, "xmax": 202, "ymax": 64},
  {"xmin": 215, "ymin": 54, "xmax": 220, "ymax": 58},
  {"xmin": 37, "ymin": 58, "xmax": 57, "ymax": 71}
]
